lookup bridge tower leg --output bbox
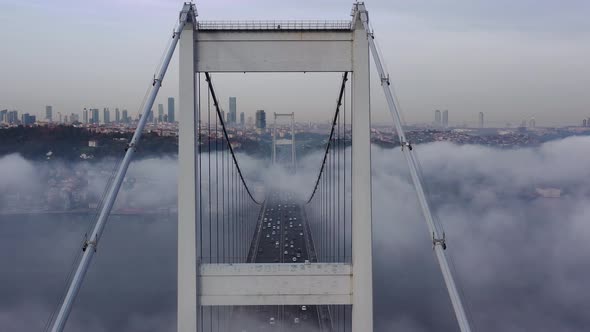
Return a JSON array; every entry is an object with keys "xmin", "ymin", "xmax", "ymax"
[
  {"xmin": 178, "ymin": 18, "xmax": 198, "ymax": 332},
  {"xmin": 351, "ymin": 5, "xmax": 374, "ymax": 331}
]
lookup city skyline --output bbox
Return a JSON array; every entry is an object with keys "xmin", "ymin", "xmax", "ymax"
[{"xmin": 0, "ymin": 1, "xmax": 589, "ymax": 126}]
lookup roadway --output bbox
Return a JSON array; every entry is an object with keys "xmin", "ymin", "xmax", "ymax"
[{"xmin": 229, "ymin": 191, "xmax": 326, "ymax": 331}]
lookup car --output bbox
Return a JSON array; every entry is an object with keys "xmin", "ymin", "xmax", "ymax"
[
  {"xmin": 301, "ymin": 305, "xmax": 307, "ymax": 311},
  {"xmin": 269, "ymin": 317, "xmax": 275, "ymax": 325}
]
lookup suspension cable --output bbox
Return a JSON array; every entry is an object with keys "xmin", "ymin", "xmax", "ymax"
[
  {"xmin": 204, "ymin": 72, "xmax": 261, "ymax": 205},
  {"xmin": 306, "ymin": 72, "xmax": 348, "ymax": 203},
  {"xmin": 357, "ymin": 4, "xmax": 472, "ymax": 332}
]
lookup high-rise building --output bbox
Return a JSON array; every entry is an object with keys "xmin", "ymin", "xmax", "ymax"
[
  {"xmin": 0, "ymin": 109, "xmax": 7, "ymax": 123},
  {"xmin": 255, "ymin": 110, "xmax": 266, "ymax": 129},
  {"xmin": 583, "ymin": 119, "xmax": 587, "ymax": 127},
  {"xmin": 91, "ymin": 109, "xmax": 99, "ymax": 124},
  {"xmin": 45, "ymin": 106, "xmax": 53, "ymax": 122},
  {"xmin": 147, "ymin": 108, "xmax": 154, "ymax": 123},
  {"xmin": 240, "ymin": 112, "xmax": 245, "ymax": 127},
  {"xmin": 21, "ymin": 113, "xmax": 35, "ymax": 126},
  {"xmin": 229, "ymin": 97, "xmax": 237, "ymax": 125},
  {"xmin": 167, "ymin": 97, "xmax": 175, "ymax": 123},
  {"xmin": 122, "ymin": 109, "xmax": 129, "ymax": 123},
  {"xmin": 479, "ymin": 112, "xmax": 484, "ymax": 128},
  {"xmin": 434, "ymin": 110, "xmax": 441, "ymax": 127},
  {"xmin": 103, "ymin": 108, "xmax": 110, "ymax": 124},
  {"xmin": 83, "ymin": 109, "xmax": 88, "ymax": 124},
  {"xmin": 115, "ymin": 108, "xmax": 120, "ymax": 123},
  {"xmin": 158, "ymin": 104, "xmax": 164, "ymax": 122},
  {"xmin": 442, "ymin": 110, "xmax": 448, "ymax": 128},
  {"xmin": 70, "ymin": 113, "xmax": 79, "ymax": 123},
  {"xmin": 587, "ymin": 118, "xmax": 590, "ymax": 127},
  {"xmin": 7, "ymin": 110, "xmax": 18, "ymax": 124}
]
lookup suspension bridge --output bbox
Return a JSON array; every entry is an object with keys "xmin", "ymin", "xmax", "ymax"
[{"xmin": 46, "ymin": 2, "xmax": 472, "ymax": 332}]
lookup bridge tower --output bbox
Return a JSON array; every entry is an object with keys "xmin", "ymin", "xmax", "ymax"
[
  {"xmin": 272, "ymin": 112, "xmax": 296, "ymax": 170},
  {"xmin": 178, "ymin": 2, "xmax": 374, "ymax": 331}
]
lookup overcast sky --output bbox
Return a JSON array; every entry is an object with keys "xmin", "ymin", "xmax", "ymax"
[{"xmin": 0, "ymin": 0, "xmax": 589, "ymax": 126}]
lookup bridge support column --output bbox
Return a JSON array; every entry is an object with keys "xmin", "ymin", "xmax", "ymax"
[
  {"xmin": 178, "ymin": 19, "xmax": 198, "ymax": 332},
  {"xmin": 351, "ymin": 5, "xmax": 374, "ymax": 331}
]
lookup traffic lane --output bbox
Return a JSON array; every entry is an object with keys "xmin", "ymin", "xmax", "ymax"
[{"xmin": 237, "ymin": 195, "xmax": 320, "ymax": 331}]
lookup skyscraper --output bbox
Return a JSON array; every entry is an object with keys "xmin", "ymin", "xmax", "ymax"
[
  {"xmin": 158, "ymin": 104, "xmax": 164, "ymax": 122},
  {"xmin": 122, "ymin": 109, "xmax": 129, "ymax": 123},
  {"xmin": 240, "ymin": 112, "xmax": 245, "ymax": 127},
  {"xmin": 583, "ymin": 119, "xmax": 587, "ymax": 127},
  {"xmin": 148, "ymin": 108, "xmax": 154, "ymax": 123},
  {"xmin": 167, "ymin": 97, "xmax": 175, "ymax": 123},
  {"xmin": 7, "ymin": 110, "xmax": 18, "ymax": 124},
  {"xmin": 46, "ymin": 106, "xmax": 53, "ymax": 122},
  {"xmin": 22, "ymin": 113, "xmax": 35, "ymax": 125},
  {"xmin": 83, "ymin": 109, "xmax": 88, "ymax": 124},
  {"xmin": 0, "ymin": 109, "xmax": 7, "ymax": 123},
  {"xmin": 442, "ymin": 110, "xmax": 448, "ymax": 128},
  {"xmin": 434, "ymin": 110, "xmax": 441, "ymax": 127},
  {"xmin": 92, "ymin": 109, "xmax": 99, "ymax": 124},
  {"xmin": 103, "ymin": 108, "xmax": 110, "ymax": 124},
  {"xmin": 229, "ymin": 97, "xmax": 237, "ymax": 125},
  {"xmin": 115, "ymin": 108, "xmax": 120, "ymax": 123},
  {"xmin": 256, "ymin": 110, "xmax": 266, "ymax": 129},
  {"xmin": 479, "ymin": 112, "xmax": 484, "ymax": 128}
]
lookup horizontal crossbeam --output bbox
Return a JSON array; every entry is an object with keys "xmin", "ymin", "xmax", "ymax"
[
  {"xmin": 195, "ymin": 31, "xmax": 353, "ymax": 72},
  {"xmin": 199, "ymin": 263, "xmax": 352, "ymax": 306}
]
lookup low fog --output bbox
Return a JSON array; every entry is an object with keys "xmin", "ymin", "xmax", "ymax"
[{"xmin": 1, "ymin": 136, "xmax": 590, "ymax": 331}]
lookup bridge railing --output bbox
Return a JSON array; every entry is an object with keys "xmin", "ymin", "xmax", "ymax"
[{"xmin": 197, "ymin": 20, "xmax": 352, "ymax": 31}]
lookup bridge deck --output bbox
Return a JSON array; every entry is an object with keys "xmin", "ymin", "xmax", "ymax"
[{"xmin": 229, "ymin": 192, "xmax": 331, "ymax": 331}]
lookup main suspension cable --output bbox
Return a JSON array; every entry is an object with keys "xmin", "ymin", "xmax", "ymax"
[
  {"xmin": 306, "ymin": 72, "xmax": 348, "ymax": 204},
  {"xmin": 204, "ymin": 72, "xmax": 261, "ymax": 205}
]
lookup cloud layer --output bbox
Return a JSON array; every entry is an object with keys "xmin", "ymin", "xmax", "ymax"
[{"xmin": 1, "ymin": 136, "xmax": 590, "ymax": 331}]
